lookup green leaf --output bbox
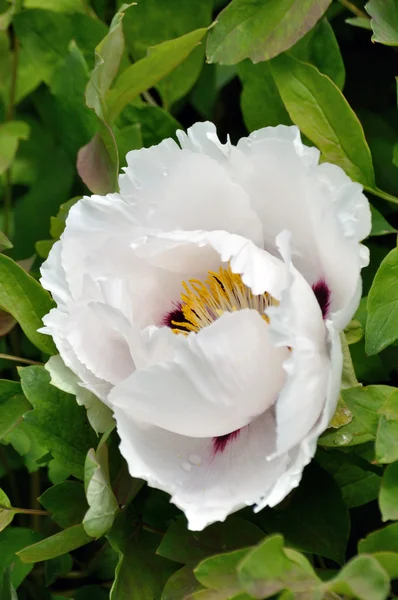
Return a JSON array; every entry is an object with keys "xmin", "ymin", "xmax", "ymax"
[
  {"xmin": 370, "ymin": 205, "xmax": 396, "ymax": 236},
  {"xmin": 24, "ymin": 0, "xmax": 90, "ymax": 14},
  {"xmin": 346, "ymin": 16, "xmax": 373, "ymax": 30},
  {"xmin": 45, "ymin": 355, "xmax": 114, "ymax": 435},
  {"xmin": 359, "ymin": 523, "xmax": 398, "ymax": 554},
  {"xmin": 0, "ymin": 254, "xmax": 56, "ymax": 355},
  {"xmin": 237, "ymin": 60, "xmax": 291, "ymax": 131},
  {"xmin": 17, "ymin": 524, "xmax": 93, "ymax": 563},
  {"xmin": 77, "ymin": 124, "xmax": 119, "ymax": 195},
  {"xmin": 157, "ymin": 517, "xmax": 264, "ymax": 565},
  {"xmin": 0, "ymin": 121, "xmax": 30, "ymax": 175},
  {"xmin": 317, "ymin": 445, "xmax": 381, "ymax": 508},
  {"xmin": 108, "ymin": 509, "xmax": 176, "ymax": 600},
  {"xmin": 237, "ymin": 535, "xmax": 320, "ymax": 599},
  {"xmin": 376, "ymin": 389, "xmax": 398, "ymax": 464},
  {"xmin": 122, "ymin": 0, "xmax": 212, "ymax": 108},
  {"xmin": 195, "ymin": 549, "xmax": 248, "ymax": 593},
  {"xmin": 13, "ymin": 9, "xmax": 72, "ymax": 89},
  {"xmin": 0, "ymin": 567, "xmax": 17, "ymax": 600},
  {"xmin": 44, "ymin": 42, "xmax": 97, "ymax": 160},
  {"xmin": 39, "ymin": 481, "xmax": 88, "ymax": 529},
  {"xmin": 0, "ymin": 231, "xmax": 13, "ymax": 252},
  {"xmin": 117, "ymin": 103, "xmax": 180, "ymax": 149},
  {"xmin": 0, "ymin": 489, "xmax": 15, "ymax": 533},
  {"xmin": 20, "ymin": 366, "xmax": 97, "ymax": 480},
  {"xmin": 44, "ymin": 553, "xmax": 73, "ymax": 586},
  {"xmin": 206, "ymin": 0, "xmax": 331, "ymax": 65},
  {"xmin": 343, "ymin": 385, "xmax": 395, "ymax": 437},
  {"xmin": 290, "ymin": 18, "xmax": 345, "ymax": 89},
  {"xmin": 162, "ymin": 566, "xmax": 203, "ymax": 600},
  {"xmin": 0, "ymin": 380, "xmax": 31, "ymax": 441},
  {"xmin": 0, "ymin": 528, "xmax": 42, "ymax": 588},
  {"xmin": 114, "ymin": 122, "xmax": 142, "ymax": 169},
  {"xmin": 373, "ymin": 552, "xmax": 398, "ymax": 580},
  {"xmin": 270, "ymin": 52, "xmax": 375, "ymax": 188},
  {"xmin": 83, "ymin": 445, "xmax": 119, "ymax": 538},
  {"xmin": 366, "ymin": 249, "xmax": 398, "ymax": 355},
  {"xmin": 326, "ymin": 555, "xmax": 390, "ymax": 600},
  {"xmin": 344, "ymin": 319, "xmax": 364, "ymax": 345},
  {"xmin": 107, "ymin": 28, "xmax": 208, "ymax": 122},
  {"xmin": 254, "ymin": 464, "xmax": 350, "ymax": 564},
  {"xmin": 379, "ymin": 462, "xmax": 398, "ymax": 521},
  {"xmin": 86, "ymin": 3, "xmax": 133, "ymax": 121},
  {"xmin": 365, "ymin": 0, "xmax": 398, "ymax": 46}
]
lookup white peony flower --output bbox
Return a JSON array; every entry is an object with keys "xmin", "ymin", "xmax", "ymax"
[{"xmin": 40, "ymin": 122, "xmax": 371, "ymax": 530}]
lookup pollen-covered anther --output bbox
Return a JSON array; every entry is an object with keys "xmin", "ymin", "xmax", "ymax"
[{"xmin": 171, "ymin": 264, "xmax": 277, "ymax": 334}]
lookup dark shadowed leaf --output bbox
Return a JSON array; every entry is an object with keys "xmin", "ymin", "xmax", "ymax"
[
  {"xmin": 379, "ymin": 462, "xmax": 398, "ymax": 521},
  {"xmin": 17, "ymin": 524, "xmax": 93, "ymax": 563},
  {"xmin": 39, "ymin": 481, "xmax": 88, "ymax": 529},
  {"xmin": 157, "ymin": 517, "xmax": 264, "ymax": 565}
]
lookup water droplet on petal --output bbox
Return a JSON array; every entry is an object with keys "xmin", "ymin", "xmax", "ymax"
[
  {"xmin": 251, "ymin": 132, "xmax": 258, "ymax": 140},
  {"xmin": 181, "ymin": 461, "xmax": 192, "ymax": 472},
  {"xmin": 245, "ymin": 139, "xmax": 253, "ymax": 147},
  {"xmin": 163, "ymin": 168, "xmax": 168, "ymax": 176},
  {"xmin": 189, "ymin": 454, "xmax": 201, "ymax": 466},
  {"xmin": 333, "ymin": 432, "xmax": 353, "ymax": 446},
  {"xmin": 133, "ymin": 177, "xmax": 143, "ymax": 189}
]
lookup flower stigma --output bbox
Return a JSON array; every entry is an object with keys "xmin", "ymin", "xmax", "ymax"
[{"xmin": 169, "ymin": 264, "xmax": 277, "ymax": 335}]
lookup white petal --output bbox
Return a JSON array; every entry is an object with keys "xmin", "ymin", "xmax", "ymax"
[
  {"xmin": 231, "ymin": 126, "xmax": 370, "ymax": 327},
  {"xmin": 114, "ymin": 408, "xmax": 288, "ymax": 531},
  {"xmin": 45, "ymin": 355, "xmax": 114, "ymax": 434},
  {"xmin": 120, "ymin": 136, "xmax": 263, "ymax": 246},
  {"xmin": 109, "ymin": 310, "xmax": 288, "ymax": 438},
  {"xmin": 267, "ymin": 232, "xmax": 338, "ymax": 455},
  {"xmin": 40, "ymin": 241, "xmax": 69, "ymax": 308}
]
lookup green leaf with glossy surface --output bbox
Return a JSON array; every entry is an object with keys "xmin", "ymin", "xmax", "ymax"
[
  {"xmin": 83, "ymin": 445, "xmax": 119, "ymax": 538},
  {"xmin": 0, "ymin": 380, "xmax": 31, "ymax": 441},
  {"xmin": 39, "ymin": 481, "xmax": 88, "ymax": 529},
  {"xmin": 379, "ymin": 462, "xmax": 398, "ymax": 521},
  {"xmin": 0, "ymin": 121, "xmax": 30, "ymax": 175},
  {"xmin": 20, "ymin": 366, "xmax": 97, "ymax": 479},
  {"xmin": 206, "ymin": 0, "xmax": 331, "ymax": 65},
  {"xmin": 107, "ymin": 28, "xmax": 208, "ymax": 122},
  {"xmin": 270, "ymin": 52, "xmax": 375, "ymax": 188},
  {"xmin": 366, "ymin": 0, "xmax": 398, "ymax": 46},
  {"xmin": 162, "ymin": 566, "xmax": 202, "ymax": 600},
  {"xmin": 366, "ymin": 248, "xmax": 398, "ymax": 355},
  {"xmin": 17, "ymin": 524, "xmax": 93, "ymax": 563},
  {"xmin": 157, "ymin": 517, "xmax": 264, "ymax": 565},
  {"xmin": 0, "ymin": 255, "xmax": 56, "ymax": 355}
]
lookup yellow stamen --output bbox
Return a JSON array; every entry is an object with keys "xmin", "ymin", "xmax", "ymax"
[{"xmin": 171, "ymin": 265, "xmax": 277, "ymax": 335}]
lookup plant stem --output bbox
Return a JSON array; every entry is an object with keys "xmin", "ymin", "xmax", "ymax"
[
  {"xmin": 4, "ymin": 31, "xmax": 19, "ymax": 237},
  {"xmin": 0, "ymin": 504, "xmax": 49, "ymax": 516},
  {"xmin": 0, "ymin": 353, "xmax": 42, "ymax": 365},
  {"xmin": 337, "ymin": 0, "xmax": 369, "ymax": 19}
]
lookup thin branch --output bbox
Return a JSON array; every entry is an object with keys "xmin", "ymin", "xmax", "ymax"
[
  {"xmin": 337, "ymin": 0, "xmax": 369, "ymax": 20},
  {"xmin": 0, "ymin": 353, "xmax": 42, "ymax": 365},
  {"xmin": 4, "ymin": 32, "xmax": 19, "ymax": 237},
  {"xmin": 142, "ymin": 90, "xmax": 159, "ymax": 107},
  {"xmin": 0, "ymin": 504, "xmax": 49, "ymax": 516}
]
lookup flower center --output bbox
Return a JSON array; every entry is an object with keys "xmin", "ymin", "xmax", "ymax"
[{"xmin": 168, "ymin": 265, "xmax": 276, "ymax": 335}]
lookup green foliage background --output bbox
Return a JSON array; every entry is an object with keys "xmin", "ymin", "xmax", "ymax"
[{"xmin": 0, "ymin": 0, "xmax": 397, "ymax": 598}]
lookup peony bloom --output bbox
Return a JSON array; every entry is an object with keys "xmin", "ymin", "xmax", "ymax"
[{"xmin": 40, "ymin": 122, "xmax": 370, "ymax": 530}]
